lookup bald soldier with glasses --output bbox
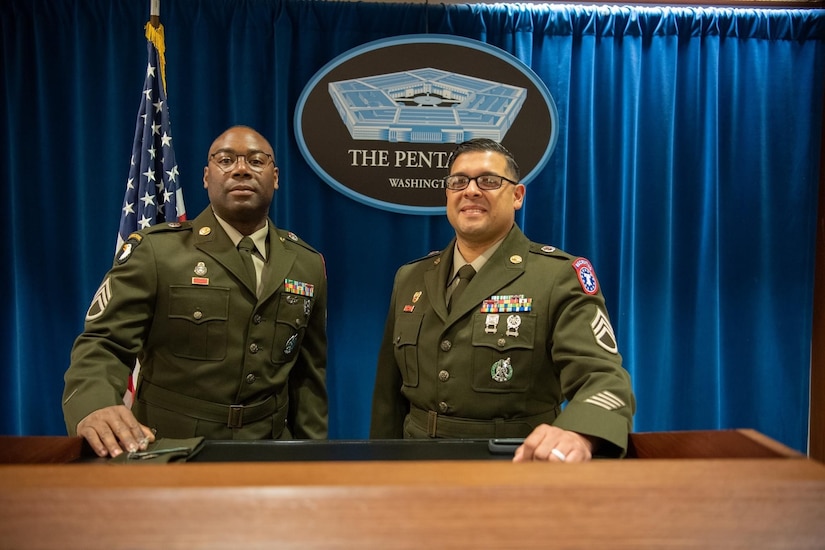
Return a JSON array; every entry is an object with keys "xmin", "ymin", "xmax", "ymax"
[
  {"xmin": 371, "ymin": 138, "xmax": 635, "ymax": 462},
  {"xmin": 63, "ymin": 126, "xmax": 328, "ymax": 458}
]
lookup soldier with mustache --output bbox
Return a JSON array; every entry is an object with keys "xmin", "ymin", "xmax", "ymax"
[{"xmin": 371, "ymin": 138, "xmax": 634, "ymax": 462}]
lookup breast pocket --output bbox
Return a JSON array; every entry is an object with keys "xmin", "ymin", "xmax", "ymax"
[
  {"xmin": 168, "ymin": 285, "xmax": 230, "ymax": 361},
  {"xmin": 471, "ymin": 312, "xmax": 535, "ymax": 393},
  {"xmin": 270, "ymin": 293, "xmax": 311, "ymax": 365},
  {"xmin": 393, "ymin": 314, "xmax": 423, "ymax": 388}
]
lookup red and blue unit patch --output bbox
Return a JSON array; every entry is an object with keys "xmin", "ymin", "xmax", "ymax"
[{"xmin": 573, "ymin": 257, "xmax": 599, "ymax": 295}]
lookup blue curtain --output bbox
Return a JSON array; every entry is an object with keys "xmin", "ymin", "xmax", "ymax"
[{"xmin": 2, "ymin": 0, "xmax": 823, "ymax": 452}]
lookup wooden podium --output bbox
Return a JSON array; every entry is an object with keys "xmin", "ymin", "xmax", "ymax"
[{"xmin": 1, "ymin": 430, "xmax": 823, "ymax": 549}]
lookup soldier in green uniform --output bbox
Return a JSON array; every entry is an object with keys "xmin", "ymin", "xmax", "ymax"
[
  {"xmin": 63, "ymin": 126, "xmax": 328, "ymax": 458},
  {"xmin": 370, "ymin": 138, "xmax": 635, "ymax": 462}
]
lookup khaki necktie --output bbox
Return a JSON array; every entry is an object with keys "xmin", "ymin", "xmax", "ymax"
[
  {"xmin": 448, "ymin": 264, "xmax": 476, "ymax": 312},
  {"xmin": 237, "ymin": 236, "xmax": 257, "ymax": 290}
]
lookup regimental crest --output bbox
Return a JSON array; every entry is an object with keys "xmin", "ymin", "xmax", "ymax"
[
  {"xmin": 85, "ymin": 277, "xmax": 112, "ymax": 322},
  {"xmin": 591, "ymin": 307, "xmax": 618, "ymax": 354}
]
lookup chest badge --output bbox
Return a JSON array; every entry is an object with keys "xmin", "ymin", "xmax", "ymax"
[
  {"xmin": 491, "ymin": 357, "xmax": 514, "ymax": 383},
  {"xmin": 506, "ymin": 315, "xmax": 521, "ymax": 337},
  {"xmin": 284, "ymin": 333, "xmax": 298, "ymax": 355},
  {"xmin": 485, "ymin": 314, "xmax": 500, "ymax": 334}
]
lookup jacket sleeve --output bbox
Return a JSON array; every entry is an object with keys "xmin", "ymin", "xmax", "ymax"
[
  {"xmin": 548, "ymin": 259, "xmax": 636, "ymax": 456},
  {"xmin": 370, "ymin": 271, "xmax": 409, "ymax": 438},
  {"xmin": 62, "ymin": 236, "xmax": 158, "ymax": 434}
]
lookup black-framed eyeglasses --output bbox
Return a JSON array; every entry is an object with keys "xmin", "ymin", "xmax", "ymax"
[
  {"xmin": 209, "ymin": 151, "xmax": 274, "ymax": 173},
  {"xmin": 444, "ymin": 174, "xmax": 518, "ymax": 191}
]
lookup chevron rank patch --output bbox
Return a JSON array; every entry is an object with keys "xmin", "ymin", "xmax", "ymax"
[
  {"xmin": 591, "ymin": 307, "xmax": 618, "ymax": 354},
  {"xmin": 584, "ymin": 390, "xmax": 626, "ymax": 411},
  {"xmin": 85, "ymin": 277, "xmax": 112, "ymax": 322}
]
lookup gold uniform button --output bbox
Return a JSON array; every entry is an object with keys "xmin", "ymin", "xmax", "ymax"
[
  {"xmin": 438, "ymin": 370, "xmax": 450, "ymax": 382},
  {"xmin": 440, "ymin": 340, "xmax": 452, "ymax": 352},
  {"xmin": 438, "ymin": 401, "xmax": 449, "ymax": 413},
  {"xmin": 497, "ymin": 338, "xmax": 506, "ymax": 347},
  {"xmin": 193, "ymin": 310, "xmax": 203, "ymax": 320},
  {"xmin": 246, "ymin": 373, "xmax": 256, "ymax": 384},
  {"xmin": 249, "ymin": 343, "xmax": 259, "ymax": 353}
]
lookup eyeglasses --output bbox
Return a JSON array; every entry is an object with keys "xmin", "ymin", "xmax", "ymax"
[
  {"xmin": 209, "ymin": 151, "xmax": 274, "ymax": 173},
  {"xmin": 444, "ymin": 174, "xmax": 518, "ymax": 191}
]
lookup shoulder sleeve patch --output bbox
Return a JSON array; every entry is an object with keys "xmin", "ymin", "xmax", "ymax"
[
  {"xmin": 572, "ymin": 257, "xmax": 599, "ymax": 295},
  {"xmin": 115, "ymin": 234, "xmax": 143, "ymax": 264}
]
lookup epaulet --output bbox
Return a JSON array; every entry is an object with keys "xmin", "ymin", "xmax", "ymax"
[
  {"xmin": 405, "ymin": 250, "xmax": 441, "ymax": 266},
  {"xmin": 277, "ymin": 228, "xmax": 319, "ymax": 254},
  {"xmin": 142, "ymin": 220, "xmax": 192, "ymax": 235},
  {"xmin": 529, "ymin": 242, "xmax": 571, "ymax": 259},
  {"xmin": 116, "ymin": 221, "xmax": 191, "ymax": 265}
]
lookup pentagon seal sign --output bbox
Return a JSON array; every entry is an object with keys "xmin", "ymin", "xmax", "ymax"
[{"xmin": 295, "ymin": 35, "xmax": 558, "ymax": 215}]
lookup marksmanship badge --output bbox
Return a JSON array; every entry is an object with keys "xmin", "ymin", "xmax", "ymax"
[{"xmin": 491, "ymin": 357, "xmax": 514, "ymax": 382}]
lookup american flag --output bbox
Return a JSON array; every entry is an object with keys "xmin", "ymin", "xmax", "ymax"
[
  {"xmin": 117, "ymin": 22, "xmax": 186, "ymax": 252},
  {"xmin": 119, "ymin": 22, "xmax": 186, "ymax": 403}
]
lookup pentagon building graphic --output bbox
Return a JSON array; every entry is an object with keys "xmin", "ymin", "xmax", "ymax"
[{"xmin": 328, "ymin": 68, "xmax": 527, "ymax": 143}]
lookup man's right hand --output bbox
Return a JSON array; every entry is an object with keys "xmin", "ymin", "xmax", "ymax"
[{"xmin": 76, "ymin": 405, "xmax": 155, "ymax": 458}]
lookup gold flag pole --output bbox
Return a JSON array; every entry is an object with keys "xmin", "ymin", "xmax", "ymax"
[
  {"xmin": 149, "ymin": 0, "xmax": 160, "ymax": 28},
  {"xmin": 145, "ymin": 0, "xmax": 167, "ymax": 92}
]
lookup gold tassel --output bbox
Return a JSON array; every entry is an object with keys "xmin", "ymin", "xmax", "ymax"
[{"xmin": 144, "ymin": 22, "xmax": 167, "ymax": 93}]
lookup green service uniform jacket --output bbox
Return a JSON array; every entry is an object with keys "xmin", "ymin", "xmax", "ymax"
[
  {"xmin": 370, "ymin": 225, "xmax": 635, "ymax": 456},
  {"xmin": 63, "ymin": 207, "xmax": 328, "ymax": 440}
]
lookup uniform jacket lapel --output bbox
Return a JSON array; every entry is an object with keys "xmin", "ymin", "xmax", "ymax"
[
  {"xmin": 192, "ymin": 209, "xmax": 257, "ymax": 295},
  {"xmin": 424, "ymin": 243, "xmax": 455, "ymax": 323},
  {"xmin": 258, "ymin": 227, "xmax": 297, "ymax": 304},
  {"xmin": 443, "ymin": 226, "xmax": 529, "ymax": 321}
]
